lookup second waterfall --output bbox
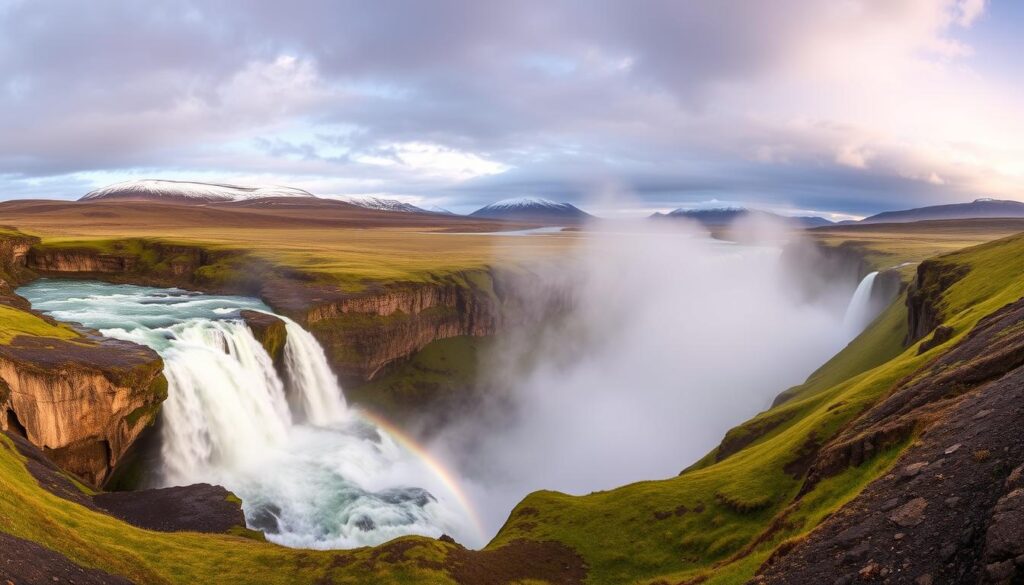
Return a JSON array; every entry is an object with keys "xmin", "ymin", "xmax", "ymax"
[{"xmin": 18, "ymin": 279, "xmax": 473, "ymax": 549}]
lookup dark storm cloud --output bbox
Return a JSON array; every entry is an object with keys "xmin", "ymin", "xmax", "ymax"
[{"xmin": 0, "ymin": 0, "xmax": 1014, "ymax": 214}]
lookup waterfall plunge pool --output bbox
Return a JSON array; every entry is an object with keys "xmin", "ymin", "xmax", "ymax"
[{"xmin": 17, "ymin": 279, "xmax": 479, "ymax": 549}]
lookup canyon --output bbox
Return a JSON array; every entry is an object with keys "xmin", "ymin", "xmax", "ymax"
[
  {"xmin": 3, "ymin": 214, "xmax": 1024, "ymax": 584},
  {"xmin": 0, "ymin": 230, "xmax": 550, "ymax": 490}
]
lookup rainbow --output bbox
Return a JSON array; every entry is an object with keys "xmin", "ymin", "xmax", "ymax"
[{"xmin": 355, "ymin": 408, "xmax": 486, "ymax": 544}]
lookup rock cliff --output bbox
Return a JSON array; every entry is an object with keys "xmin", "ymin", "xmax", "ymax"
[
  {"xmin": 240, "ymin": 310, "xmax": 287, "ymax": 375},
  {"xmin": 0, "ymin": 232, "xmax": 38, "ymax": 307},
  {"xmin": 905, "ymin": 258, "xmax": 970, "ymax": 344},
  {"xmin": 0, "ymin": 335, "xmax": 166, "ymax": 487},
  {"xmin": 263, "ymin": 274, "xmax": 504, "ymax": 383}
]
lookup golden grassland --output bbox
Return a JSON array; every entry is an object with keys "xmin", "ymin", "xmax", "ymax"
[
  {"xmin": 0, "ymin": 199, "xmax": 581, "ymax": 288},
  {"xmin": 807, "ymin": 218, "xmax": 1024, "ymax": 272}
]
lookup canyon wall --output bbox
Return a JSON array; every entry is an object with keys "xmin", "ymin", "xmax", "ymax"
[
  {"xmin": 26, "ymin": 240, "xmax": 525, "ymax": 386},
  {"xmin": 262, "ymin": 274, "xmax": 506, "ymax": 384},
  {"xmin": 2, "ymin": 234, "xmax": 551, "ymax": 486},
  {"xmin": 0, "ymin": 233, "xmax": 37, "ymax": 307}
]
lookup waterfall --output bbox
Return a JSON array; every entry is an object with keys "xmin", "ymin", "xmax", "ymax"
[
  {"xmin": 16, "ymin": 280, "xmax": 469, "ymax": 549},
  {"xmin": 159, "ymin": 319, "xmax": 293, "ymax": 482},
  {"xmin": 280, "ymin": 317, "xmax": 348, "ymax": 425},
  {"xmin": 843, "ymin": 271, "xmax": 879, "ymax": 335}
]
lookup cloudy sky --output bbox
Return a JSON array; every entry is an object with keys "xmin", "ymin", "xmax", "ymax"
[{"xmin": 0, "ymin": 0, "xmax": 1020, "ymax": 217}]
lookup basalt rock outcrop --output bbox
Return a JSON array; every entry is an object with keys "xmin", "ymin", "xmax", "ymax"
[
  {"xmin": 905, "ymin": 258, "xmax": 970, "ymax": 345},
  {"xmin": 0, "ymin": 232, "xmax": 37, "ymax": 307},
  {"xmin": 26, "ymin": 240, "xmax": 265, "ymax": 294},
  {"xmin": 0, "ymin": 335, "xmax": 166, "ymax": 487}
]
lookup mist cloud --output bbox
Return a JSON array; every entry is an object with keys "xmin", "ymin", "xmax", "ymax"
[{"xmin": 433, "ymin": 222, "xmax": 854, "ymax": 537}]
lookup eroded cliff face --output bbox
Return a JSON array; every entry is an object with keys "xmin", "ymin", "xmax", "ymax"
[
  {"xmin": 757, "ymin": 296, "xmax": 1024, "ymax": 584},
  {"xmin": 262, "ymin": 272, "xmax": 506, "ymax": 384},
  {"xmin": 0, "ymin": 233, "xmax": 38, "ymax": 307},
  {"xmin": 905, "ymin": 258, "xmax": 970, "ymax": 344},
  {"xmin": 26, "ymin": 241, "xmax": 263, "ymax": 294},
  {"xmin": 240, "ymin": 309, "xmax": 287, "ymax": 376},
  {"xmin": 0, "ymin": 335, "xmax": 166, "ymax": 487}
]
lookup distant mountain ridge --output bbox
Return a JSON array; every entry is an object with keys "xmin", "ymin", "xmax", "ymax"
[
  {"xmin": 857, "ymin": 198, "xmax": 1024, "ymax": 224},
  {"xmin": 80, "ymin": 180, "xmax": 461, "ymax": 217},
  {"xmin": 333, "ymin": 195, "xmax": 429, "ymax": 214},
  {"xmin": 81, "ymin": 179, "xmax": 316, "ymax": 203},
  {"xmin": 652, "ymin": 207, "xmax": 834, "ymax": 228},
  {"xmin": 469, "ymin": 197, "xmax": 593, "ymax": 222}
]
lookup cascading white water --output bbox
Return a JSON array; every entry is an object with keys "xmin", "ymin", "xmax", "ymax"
[
  {"xmin": 843, "ymin": 271, "xmax": 879, "ymax": 336},
  {"xmin": 17, "ymin": 280, "xmax": 474, "ymax": 549},
  {"xmin": 159, "ymin": 319, "xmax": 292, "ymax": 482},
  {"xmin": 282, "ymin": 319, "xmax": 348, "ymax": 425}
]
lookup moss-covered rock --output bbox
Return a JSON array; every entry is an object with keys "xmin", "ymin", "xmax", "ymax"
[{"xmin": 239, "ymin": 310, "xmax": 288, "ymax": 373}]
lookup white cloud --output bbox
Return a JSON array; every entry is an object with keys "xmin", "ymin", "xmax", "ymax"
[
  {"xmin": 0, "ymin": 0, "xmax": 1016, "ymax": 214},
  {"xmin": 957, "ymin": 0, "xmax": 987, "ymax": 26},
  {"xmin": 835, "ymin": 145, "xmax": 874, "ymax": 169},
  {"xmin": 357, "ymin": 142, "xmax": 510, "ymax": 181}
]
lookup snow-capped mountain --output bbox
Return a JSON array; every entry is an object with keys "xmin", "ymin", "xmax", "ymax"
[
  {"xmin": 80, "ymin": 179, "xmax": 316, "ymax": 203},
  {"xmin": 333, "ymin": 195, "xmax": 430, "ymax": 213},
  {"xmin": 470, "ymin": 197, "xmax": 593, "ymax": 222},
  {"xmin": 423, "ymin": 205, "xmax": 456, "ymax": 215},
  {"xmin": 652, "ymin": 207, "xmax": 833, "ymax": 228}
]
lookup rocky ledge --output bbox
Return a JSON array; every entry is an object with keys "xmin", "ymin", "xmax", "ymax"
[{"xmin": 0, "ymin": 335, "xmax": 166, "ymax": 487}]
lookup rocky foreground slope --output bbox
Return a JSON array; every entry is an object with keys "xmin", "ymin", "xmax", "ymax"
[{"xmin": 757, "ymin": 295, "xmax": 1024, "ymax": 584}]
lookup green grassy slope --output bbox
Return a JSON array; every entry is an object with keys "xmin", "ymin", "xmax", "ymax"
[
  {"xmin": 491, "ymin": 231, "xmax": 1024, "ymax": 585},
  {"xmin": 0, "ymin": 304, "xmax": 80, "ymax": 344}
]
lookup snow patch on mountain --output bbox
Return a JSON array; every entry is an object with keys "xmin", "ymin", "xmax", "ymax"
[
  {"xmin": 334, "ymin": 195, "xmax": 427, "ymax": 213},
  {"xmin": 481, "ymin": 196, "xmax": 571, "ymax": 211},
  {"xmin": 81, "ymin": 179, "xmax": 315, "ymax": 202},
  {"xmin": 424, "ymin": 205, "xmax": 456, "ymax": 215}
]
